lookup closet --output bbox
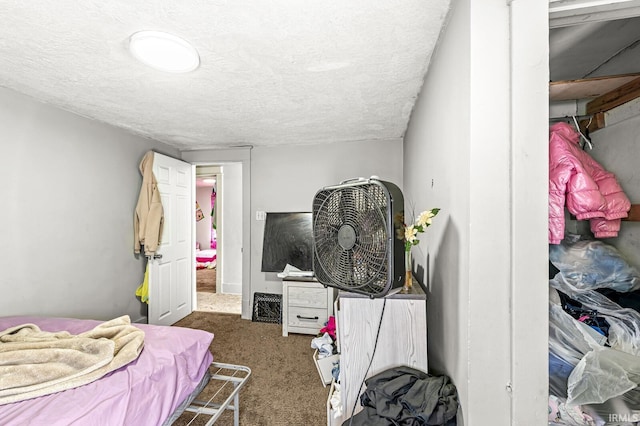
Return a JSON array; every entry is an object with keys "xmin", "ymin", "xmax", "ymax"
[
  {"xmin": 549, "ymin": 60, "xmax": 640, "ymax": 264},
  {"xmin": 548, "ymin": 12, "xmax": 640, "ymax": 424}
]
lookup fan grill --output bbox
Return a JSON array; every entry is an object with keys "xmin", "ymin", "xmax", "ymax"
[{"xmin": 313, "ymin": 183, "xmax": 391, "ymax": 295}]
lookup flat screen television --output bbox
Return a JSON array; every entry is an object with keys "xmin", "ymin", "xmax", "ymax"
[{"xmin": 261, "ymin": 212, "xmax": 313, "ymax": 273}]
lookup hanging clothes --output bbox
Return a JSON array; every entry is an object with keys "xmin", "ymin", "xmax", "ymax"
[
  {"xmin": 135, "ymin": 263, "xmax": 150, "ymax": 304},
  {"xmin": 548, "ymin": 122, "xmax": 630, "ymax": 244},
  {"xmin": 134, "ymin": 151, "xmax": 164, "ymax": 255}
]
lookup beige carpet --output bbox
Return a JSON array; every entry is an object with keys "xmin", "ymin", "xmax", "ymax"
[
  {"xmin": 172, "ymin": 312, "xmax": 329, "ymax": 426},
  {"xmin": 196, "ymin": 292, "xmax": 242, "ymax": 315},
  {"xmin": 196, "ymin": 268, "xmax": 217, "ymax": 292},
  {"xmin": 196, "ymin": 267, "xmax": 242, "ymax": 315}
]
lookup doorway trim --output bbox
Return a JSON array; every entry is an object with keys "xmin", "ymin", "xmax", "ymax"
[{"xmin": 182, "ymin": 147, "xmax": 252, "ymax": 320}]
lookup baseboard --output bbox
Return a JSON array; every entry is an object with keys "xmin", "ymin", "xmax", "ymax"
[{"xmin": 133, "ymin": 316, "xmax": 148, "ymax": 324}]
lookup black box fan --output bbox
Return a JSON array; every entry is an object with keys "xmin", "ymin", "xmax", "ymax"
[{"xmin": 312, "ymin": 177, "xmax": 405, "ymax": 298}]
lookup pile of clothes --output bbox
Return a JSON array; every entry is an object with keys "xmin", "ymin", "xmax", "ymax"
[
  {"xmin": 343, "ymin": 366, "xmax": 458, "ymax": 426},
  {"xmin": 311, "ymin": 316, "xmax": 339, "ymax": 382},
  {"xmin": 549, "ymin": 235, "xmax": 640, "ymax": 425}
]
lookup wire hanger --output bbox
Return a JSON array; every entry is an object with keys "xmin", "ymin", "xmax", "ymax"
[{"xmin": 572, "ymin": 115, "xmax": 593, "ymax": 150}]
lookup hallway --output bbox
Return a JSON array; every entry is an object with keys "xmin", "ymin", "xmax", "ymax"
[{"xmin": 195, "ymin": 267, "xmax": 241, "ymax": 314}]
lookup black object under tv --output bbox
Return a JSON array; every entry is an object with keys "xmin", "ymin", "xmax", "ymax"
[{"xmin": 261, "ymin": 212, "xmax": 313, "ymax": 273}]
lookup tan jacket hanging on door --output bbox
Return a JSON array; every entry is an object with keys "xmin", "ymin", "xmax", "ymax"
[{"xmin": 134, "ymin": 151, "xmax": 164, "ymax": 255}]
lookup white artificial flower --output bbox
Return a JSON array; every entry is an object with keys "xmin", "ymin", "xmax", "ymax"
[
  {"xmin": 397, "ymin": 208, "xmax": 439, "ymax": 251},
  {"xmin": 416, "ymin": 210, "xmax": 435, "ymax": 227},
  {"xmin": 405, "ymin": 225, "xmax": 418, "ymax": 243}
]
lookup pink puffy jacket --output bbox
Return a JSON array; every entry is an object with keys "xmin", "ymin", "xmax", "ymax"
[{"xmin": 549, "ymin": 122, "xmax": 630, "ymax": 244}]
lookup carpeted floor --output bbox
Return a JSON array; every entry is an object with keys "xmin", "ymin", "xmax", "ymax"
[
  {"xmin": 197, "ymin": 267, "xmax": 217, "ymax": 292},
  {"xmin": 172, "ymin": 311, "xmax": 329, "ymax": 426},
  {"xmin": 196, "ymin": 268, "xmax": 242, "ymax": 315},
  {"xmin": 196, "ymin": 292, "xmax": 242, "ymax": 315}
]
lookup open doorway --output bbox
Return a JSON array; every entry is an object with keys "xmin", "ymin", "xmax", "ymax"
[{"xmin": 194, "ymin": 164, "xmax": 242, "ymax": 314}]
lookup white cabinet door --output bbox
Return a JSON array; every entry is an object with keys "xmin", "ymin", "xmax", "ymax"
[
  {"xmin": 149, "ymin": 153, "xmax": 193, "ymax": 325},
  {"xmin": 337, "ymin": 292, "xmax": 428, "ymax": 423}
]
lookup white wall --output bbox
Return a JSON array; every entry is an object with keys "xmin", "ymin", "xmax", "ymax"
[
  {"xmin": 404, "ymin": 0, "xmax": 471, "ymax": 418},
  {"xmin": 250, "ymin": 139, "xmax": 403, "ymax": 298},
  {"xmin": 220, "ymin": 163, "xmax": 243, "ymax": 293},
  {"xmin": 404, "ymin": 0, "xmax": 548, "ymax": 424},
  {"xmin": 588, "ymin": 114, "xmax": 640, "ymax": 268},
  {"xmin": 196, "ymin": 186, "xmax": 214, "ymax": 249},
  {"xmin": 183, "ymin": 143, "xmax": 402, "ymax": 318},
  {"xmin": 0, "ymin": 87, "xmax": 179, "ymax": 322}
]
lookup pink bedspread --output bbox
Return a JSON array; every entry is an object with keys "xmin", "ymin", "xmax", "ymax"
[
  {"xmin": 196, "ymin": 249, "xmax": 217, "ymax": 263},
  {"xmin": 0, "ymin": 316, "xmax": 213, "ymax": 426}
]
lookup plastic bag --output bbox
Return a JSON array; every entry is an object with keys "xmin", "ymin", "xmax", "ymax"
[
  {"xmin": 549, "ymin": 237, "xmax": 640, "ymax": 292},
  {"xmin": 549, "ymin": 303, "xmax": 602, "ymax": 398},
  {"xmin": 548, "ymin": 394, "xmax": 599, "ymax": 426},
  {"xmin": 549, "ymin": 303, "xmax": 597, "ymax": 366},
  {"xmin": 548, "ymin": 290, "xmax": 640, "ymax": 406},
  {"xmin": 582, "ymin": 389, "xmax": 640, "ymax": 425},
  {"xmin": 551, "ymin": 276, "xmax": 640, "ymax": 356},
  {"xmin": 567, "ymin": 345, "xmax": 640, "ymax": 406}
]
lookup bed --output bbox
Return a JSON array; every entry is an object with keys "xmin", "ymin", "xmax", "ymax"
[
  {"xmin": 0, "ymin": 315, "xmax": 250, "ymax": 426},
  {"xmin": 196, "ymin": 248, "xmax": 217, "ymax": 269}
]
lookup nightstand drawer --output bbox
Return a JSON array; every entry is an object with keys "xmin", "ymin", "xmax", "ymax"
[
  {"xmin": 288, "ymin": 286, "xmax": 328, "ymax": 309},
  {"xmin": 282, "ymin": 280, "xmax": 336, "ymax": 336},
  {"xmin": 288, "ymin": 306, "xmax": 328, "ymax": 329}
]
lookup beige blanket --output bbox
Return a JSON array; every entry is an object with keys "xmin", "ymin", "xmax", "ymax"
[{"xmin": 0, "ymin": 315, "xmax": 145, "ymax": 405}]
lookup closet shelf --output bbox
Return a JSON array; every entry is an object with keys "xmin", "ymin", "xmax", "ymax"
[
  {"xmin": 549, "ymin": 73, "xmax": 640, "ymax": 102},
  {"xmin": 586, "ymin": 76, "xmax": 640, "ymax": 115},
  {"xmin": 550, "ymin": 73, "xmax": 640, "ymax": 133},
  {"xmin": 623, "ymin": 205, "xmax": 640, "ymax": 222}
]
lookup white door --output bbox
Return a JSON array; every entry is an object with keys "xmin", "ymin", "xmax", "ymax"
[{"xmin": 148, "ymin": 153, "xmax": 193, "ymax": 325}]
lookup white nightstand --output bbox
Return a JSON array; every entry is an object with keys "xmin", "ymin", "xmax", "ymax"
[{"xmin": 282, "ymin": 279, "xmax": 336, "ymax": 336}]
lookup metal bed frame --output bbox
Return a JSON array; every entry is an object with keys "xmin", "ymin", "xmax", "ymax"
[{"xmin": 183, "ymin": 362, "xmax": 252, "ymax": 426}]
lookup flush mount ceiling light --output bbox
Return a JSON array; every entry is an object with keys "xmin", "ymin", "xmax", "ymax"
[{"xmin": 128, "ymin": 30, "xmax": 200, "ymax": 73}]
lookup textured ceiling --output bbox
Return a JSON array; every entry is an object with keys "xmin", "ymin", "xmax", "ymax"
[{"xmin": 0, "ymin": 1, "xmax": 451, "ymax": 150}]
